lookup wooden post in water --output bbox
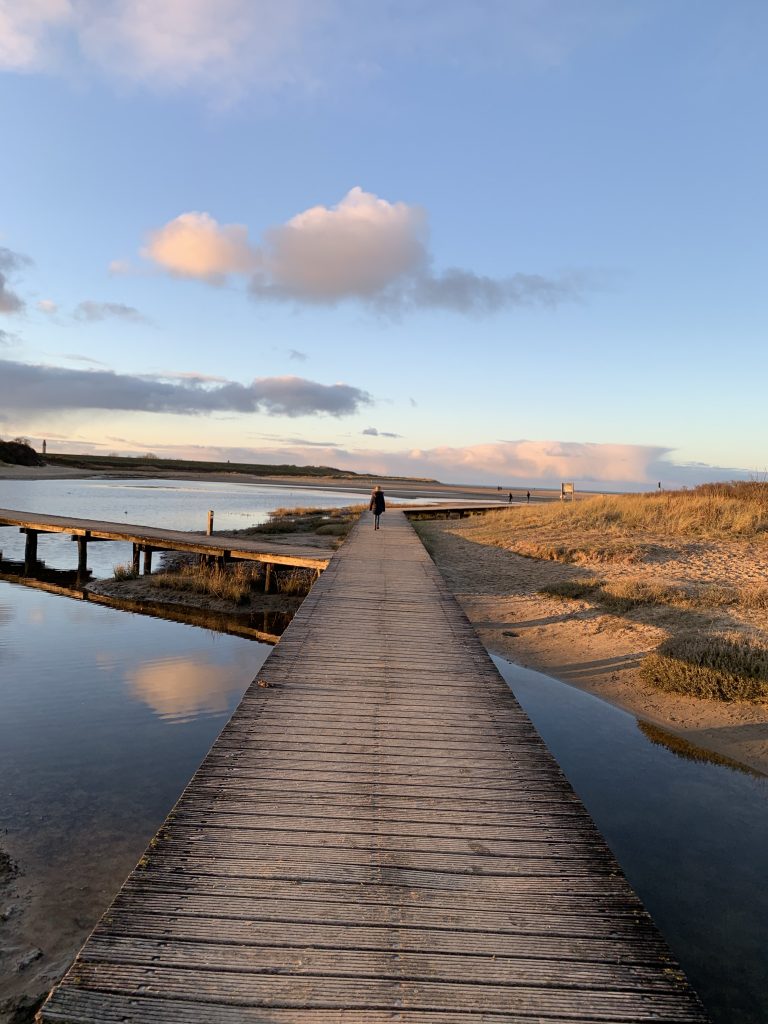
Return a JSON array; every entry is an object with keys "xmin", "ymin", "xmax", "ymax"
[
  {"xmin": 76, "ymin": 535, "xmax": 88, "ymax": 577},
  {"xmin": 264, "ymin": 562, "xmax": 274, "ymax": 593},
  {"xmin": 132, "ymin": 543, "xmax": 140, "ymax": 575},
  {"xmin": 207, "ymin": 510, "xmax": 214, "ymax": 536},
  {"xmin": 22, "ymin": 529, "xmax": 38, "ymax": 574},
  {"xmin": 142, "ymin": 547, "xmax": 153, "ymax": 575}
]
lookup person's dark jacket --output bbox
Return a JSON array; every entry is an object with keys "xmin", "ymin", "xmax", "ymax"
[{"xmin": 369, "ymin": 490, "xmax": 386, "ymax": 514}]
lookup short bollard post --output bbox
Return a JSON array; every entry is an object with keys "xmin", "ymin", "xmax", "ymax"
[{"xmin": 207, "ymin": 510, "xmax": 214, "ymax": 536}]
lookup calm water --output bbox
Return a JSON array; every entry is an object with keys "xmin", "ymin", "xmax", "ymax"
[
  {"xmin": 495, "ymin": 656, "xmax": 768, "ymax": 1024},
  {"xmin": 0, "ymin": 477, "xmax": 766, "ymax": 1022}
]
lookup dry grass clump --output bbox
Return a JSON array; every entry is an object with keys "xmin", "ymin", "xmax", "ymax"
[
  {"xmin": 276, "ymin": 568, "xmax": 315, "ymax": 595},
  {"xmin": 641, "ymin": 632, "xmax": 768, "ymax": 701},
  {"xmin": 539, "ymin": 579, "xmax": 602, "ymax": 600},
  {"xmin": 153, "ymin": 561, "xmax": 263, "ymax": 605},
  {"xmin": 541, "ymin": 576, "xmax": 767, "ymax": 614},
  {"xmin": 113, "ymin": 562, "xmax": 139, "ymax": 581},
  {"xmin": 244, "ymin": 505, "xmax": 364, "ymax": 539},
  {"xmin": 514, "ymin": 540, "xmax": 646, "ymax": 564}
]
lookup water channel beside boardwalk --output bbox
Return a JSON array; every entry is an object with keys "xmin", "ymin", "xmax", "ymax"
[{"xmin": 0, "ymin": 477, "xmax": 766, "ymax": 1022}]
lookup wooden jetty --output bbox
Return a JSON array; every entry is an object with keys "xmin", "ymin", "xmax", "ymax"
[
  {"xmin": 0, "ymin": 508, "xmax": 329, "ymax": 582},
  {"xmin": 38, "ymin": 510, "xmax": 708, "ymax": 1022}
]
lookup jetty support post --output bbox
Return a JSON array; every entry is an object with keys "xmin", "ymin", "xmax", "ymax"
[
  {"xmin": 142, "ymin": 547, "xmax": 153, "ymax": 575},
  {"xmin": 132, "ymin": 544, "xmax": 140, "ymax": 575},
  {"xmin": 76, "ymin": 533, "xmax": 89, "ymax": 577},
  {"xmin": 264, "ymin": 562, "xmax": 274, "ymax": 594},
  {"xmin": 22, "ymin": 528, "xmax": 38, "ymax": 574}
]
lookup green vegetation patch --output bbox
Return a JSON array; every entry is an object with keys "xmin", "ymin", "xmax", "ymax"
[{"xmin": 641, "ymin": 632, "xmax": 768, "ymax": 702}]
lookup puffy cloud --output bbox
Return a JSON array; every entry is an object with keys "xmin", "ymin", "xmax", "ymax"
[
  {"xmin": 252, "ymin": 187, "xmax": 427, "ymax": 302},
  {"xmin": 37, "ymin": 298, "xmax": 58, "ymax": 314},
  {"xmin": 143, "ymin": 188, "xmax": 580, "ymax": 315},
  {"xmin": 142, "ymin": 211, "xmax": 257, "ymax": 282},
  {"xmin": 73, "ymin": 300, "xmax": 148, "ymax": 322},
  {"xmin": 0, "ymin": 358, "xmax": 372, "ymax": 417},
  {"xmin": 0, "ymin": 247, "xmax": 30, "ymax": 314}
]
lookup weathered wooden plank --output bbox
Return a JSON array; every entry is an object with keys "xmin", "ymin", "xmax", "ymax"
[
  {"xmin": 39, "ymin": 988, "xmax": 682, "ymax": 1024},
  {"xmin": 53, "ymin": 964, "xmax": 706, "ymax": 1021}
]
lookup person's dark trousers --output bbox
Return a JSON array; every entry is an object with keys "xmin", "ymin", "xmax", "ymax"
[{"xmin": 374, "ymin": 514, "xmax": 381, "ymax": 529}]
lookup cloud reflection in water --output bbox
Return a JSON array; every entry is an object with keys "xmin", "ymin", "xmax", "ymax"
[{"xmin": 125, "ymin": 654, "xmax": 252, "ymax": 724}]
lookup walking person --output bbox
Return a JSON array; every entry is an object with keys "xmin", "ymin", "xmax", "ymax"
[{"xmin": 369, "ymin": 485, "xmax": 386, "ymax": 530}]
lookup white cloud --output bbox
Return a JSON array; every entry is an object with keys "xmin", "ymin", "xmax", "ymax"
[
  {"xmin": 142, "ymin": 211, "xmax": 257, "ymax": 283},
  {"xmin": 37, "ymin": 298, "xmax": 58, "ymax": 314},
  {"xmin": 141, "ymin": 187, "xmax": 581, "ymax": 314},
  {"xmin": 0, "ymin": 1, "xmax": 640, "ymax": 100},
  {"xmin": 0, "ymin": 0, "xmax": 72, "ymax": 71}
]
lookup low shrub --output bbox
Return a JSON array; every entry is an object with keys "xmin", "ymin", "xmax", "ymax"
[{"xmin": 641, "ymin": 632, "xmax": 768, "ymax": 701}]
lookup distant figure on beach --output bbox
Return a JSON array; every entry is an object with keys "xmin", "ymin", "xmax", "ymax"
[
  {"xmin": 41, "ymin": 439, "xmax": 47, "ymax": 455},
  {"xmin": 369, "ymin": 485, "xmax": 386, "ymax": 530},
  {"xmin": 526, "ymin": 490, "xmax": 531, "ymax": 503},
  {"xmin": 508, "ymin": 492, "xmax": 513, "ymax": 503}
]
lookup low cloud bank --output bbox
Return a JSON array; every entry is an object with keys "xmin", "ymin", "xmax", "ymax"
[
  {"xmin": 0, "ymin": 359, "xmax": 371, "ymax": 418},
  {"xmin": 35, "ymin": 436, "xmax": 750, "ymax": 493},
  {"xmin": 140, "ymin": 188, "xmax": 582, "ymax": 315}
]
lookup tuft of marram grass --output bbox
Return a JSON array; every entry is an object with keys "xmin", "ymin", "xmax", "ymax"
[
  {"xmin": 641, "ymin": 632, "xmax": 768, "ymax": 701},
  {"xmin": 113, "ymin": 562, "xmax": 139, "ymax": 581}
]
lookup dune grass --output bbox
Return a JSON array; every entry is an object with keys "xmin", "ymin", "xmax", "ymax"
[
  {"xmin": 640, "ymin": 633, "xmax": 768, "ymax": 701},
  {"xmin": 463, "ymin": 482, "xmax": 768, "ymax": 552}
]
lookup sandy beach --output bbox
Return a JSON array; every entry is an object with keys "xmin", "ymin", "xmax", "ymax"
[{"xmin": 415, "ymin": 514, "xmax": 768, "ymax": 776}]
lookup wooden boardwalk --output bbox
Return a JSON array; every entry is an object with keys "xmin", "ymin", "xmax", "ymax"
[
  {"xmin": 0, "ymin": 508, "xmax": 329, "ymax": 574},
  {"xmin": 38, "ymin": 511, "xmax": 708, "ymax": 1023}
]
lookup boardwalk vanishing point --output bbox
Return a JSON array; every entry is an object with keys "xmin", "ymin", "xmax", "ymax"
[{"xmin": 38, "ymin": 510, "xmax": 708, "ymax": 1022}]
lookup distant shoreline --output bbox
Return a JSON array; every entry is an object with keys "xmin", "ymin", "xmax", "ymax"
[{"xmin": 0, "ymin": 462, "xmax": 563, "ymax": 503}]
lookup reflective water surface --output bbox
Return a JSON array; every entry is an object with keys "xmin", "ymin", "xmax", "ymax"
[{"xmin": 495, "ymin": 655, "xmax": 768, "ymax": 1024}]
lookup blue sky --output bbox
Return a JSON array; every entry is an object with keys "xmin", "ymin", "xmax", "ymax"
[{"xmin": 1, "ymin": 1, "xmax": 766, "ymax": 488}]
